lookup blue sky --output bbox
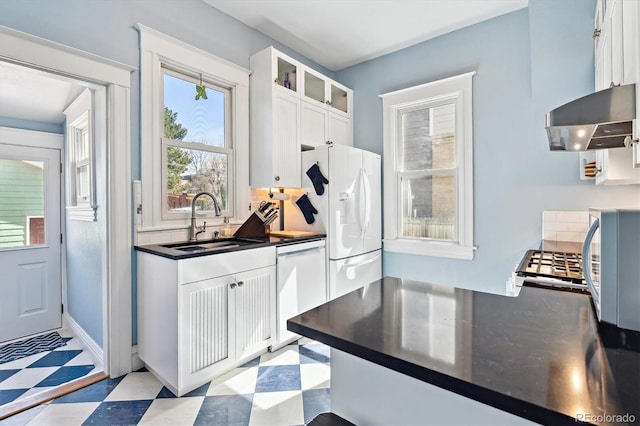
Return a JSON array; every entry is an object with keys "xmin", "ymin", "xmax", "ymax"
[{"xmin": 163, "ymin": 73, "xmax": 225, "ymax": 147}]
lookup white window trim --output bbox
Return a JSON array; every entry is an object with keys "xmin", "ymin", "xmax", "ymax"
[
  {"xmin": 137, "ymin": 24, "xmax": 250, "ymax": 230},
  {"xmin": 64, "ymin": 88, "xmax": 97, "ymax": 221},
  {"xmin": 380, "ymin": 71, "xmax": 476, "ymax": 260}
]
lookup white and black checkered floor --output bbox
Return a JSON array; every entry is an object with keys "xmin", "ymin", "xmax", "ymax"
[
  {"xmin": 0, "ymin": 330, "xmax": 100, "ymax": 409},
  {"xmin": 1, "ymin": 338, "xmax": 330, "ymax": 425}
]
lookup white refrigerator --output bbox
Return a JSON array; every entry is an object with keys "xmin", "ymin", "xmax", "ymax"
[{"xmin": 286, "ymin": 145, "xmax": 382, "ymax": 300}]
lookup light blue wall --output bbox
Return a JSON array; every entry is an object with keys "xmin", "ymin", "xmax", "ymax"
[
  {"xmin": 0, "ymin": 117, "xmax": 63, "ymax": 134},
  {"xmin": 335, "ymin": 0, "xmax": 639, "ymax": 295},
  {"xmin": 0, "ymin": 0, "xmax": 334, "ymax": 346}
]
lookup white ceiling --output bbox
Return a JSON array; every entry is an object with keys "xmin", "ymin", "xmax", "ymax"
[
  {"xmin": 0, "ymin": 62, "xmax": 86, "ymax": 124},
  {"xmin": 204, "ymin": 0, "xmax": 529, "ymax": 71}
]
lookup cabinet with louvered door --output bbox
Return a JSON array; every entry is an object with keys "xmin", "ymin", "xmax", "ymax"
[
  {"xmin": 136, "ymin": 245, "xmax": 276, "ymax": 397},
  {"xmin": 179, "ymin": 265, "xmax": 276, "ymax": 394}
]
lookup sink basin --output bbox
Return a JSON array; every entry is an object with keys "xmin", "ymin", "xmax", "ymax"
[
  {"xmin": 161, "ymin": 237, "xmax": 264, "ymax": 253},
  {"xmin": 177, "ymin": 242, "xmax": 240, "ymax": 252}
]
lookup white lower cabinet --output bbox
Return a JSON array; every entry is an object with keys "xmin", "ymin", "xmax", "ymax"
[
  {"xmin": 138, "ymin": 246, "xmax": 276, "ymax": 396},
  {"xmin": 179, "ymin": 266, "xmax": 275, "ymax": 393}
]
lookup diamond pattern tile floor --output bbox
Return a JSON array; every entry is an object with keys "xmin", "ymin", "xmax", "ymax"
[
  {"xmin": 1, "ymin": 338, "xmax": 330, "ymax": 425},
  {"xmin": 0, "ymin": 331, "xmax": 98, "ymax": 408}
]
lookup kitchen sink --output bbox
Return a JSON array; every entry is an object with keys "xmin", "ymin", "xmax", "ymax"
[
  {"xmin": 177, "ymin": 242, "xmax": 241, "ymax": 252},
  {"xmin": 161, "ymin": 237, "xmax": 264, "ymax": 253}
]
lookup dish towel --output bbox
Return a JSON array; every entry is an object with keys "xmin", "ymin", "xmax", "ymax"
[
  {"xmin": 306, "ymin": 163, "xmax": 329, "ymax": 195},
  {"xmin": 296, "ymin": 194, "xmax": 318, "ymax": 224}
]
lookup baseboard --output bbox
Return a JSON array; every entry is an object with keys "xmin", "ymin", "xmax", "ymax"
[
  {"xmin": 62, "ymin": 314, "xmax": 103, "ymax": 369},
  {"xmin": 131, "ymin": 345, "xmax": 144, "ymax": 371}
]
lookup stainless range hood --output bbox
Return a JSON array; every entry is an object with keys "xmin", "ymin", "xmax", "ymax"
[{"xmin": 545, "ymin": 84, "xmax": 636, "ymax": 151}]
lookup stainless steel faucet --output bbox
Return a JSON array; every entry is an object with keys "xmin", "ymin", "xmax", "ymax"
[{"xmin": 190, "ymin": 191, "xmax": 222, "ymax": 241}]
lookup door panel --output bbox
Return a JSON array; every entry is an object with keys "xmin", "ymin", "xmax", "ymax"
[
  {"xmin": 362, "ymin": 151, "xmax": 382, "ymax": 253},
  {"xmin": 301, "ymin": 101, "xmax": 327, "ymax": 148},
  {"xmin": 0, "ymin": 143, "xmax": 61, "ymax": 343},
  {"xmin": 273, "ymin": 93, "xmax": 301, "ymax": 187},
  {"xmin": 328, "ymin": 113, "xmax": 350, "ymax": 146},
  {"xmin": 329, "ymin": 250, "xmax": 382, "ymax": 300},
  {"xmin": 329, "ymin": 146, "xmax": 364, "ymax": 259}
]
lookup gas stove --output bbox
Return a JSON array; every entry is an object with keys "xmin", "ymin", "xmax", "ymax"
[{"xmin": 514, "ymin": 249, "xmax": 589, "ymax": 292}]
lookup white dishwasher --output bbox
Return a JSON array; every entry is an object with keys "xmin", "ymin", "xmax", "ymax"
[{"xmin": 273, "ymin": 239, "xmax": 326, "ymax": 350}]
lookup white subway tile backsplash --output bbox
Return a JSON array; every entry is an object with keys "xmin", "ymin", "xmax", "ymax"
[
  {"xmin": 542, "ymin": 210, "xmax": 589, "ymax": 241},
  {"xmin": 567, "ymin": 222, "xmax": 588, "ymax": 232},
  {"xmin": 545, "ymin": 222, "xmax": 566, "ymax": 232},
  {"xmin": 556, "ymin": 231, "xmax": 582, "ymax": 242}
]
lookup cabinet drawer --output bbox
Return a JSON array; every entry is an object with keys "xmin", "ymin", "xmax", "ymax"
[{"xmin": 179, "ymin": 246, "xmax": 276, "ymax": 284}]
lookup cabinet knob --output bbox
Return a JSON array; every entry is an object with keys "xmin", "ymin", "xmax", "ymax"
[
  {"xmin": 325, "ymin": 100, "xmax": 331, "ymax": 105},
  {"xmin": 237, "ymin": 281, "xmax": 244, "ymax": 287},
  {"xmin": 326, "ymin": 141, "xmax": 333, "ymax": 145},
  {"xmin": 274, "ymin": 176, "xmax": 280, "ymax": 181},
  {"xmin": 230, "ymin": 283, "xmax": 237, "ymax": 289}
]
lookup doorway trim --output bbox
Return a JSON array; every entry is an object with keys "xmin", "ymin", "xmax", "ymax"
[{"xmin": 0, "ymin": 25, "xmax": 135, "ymax": 377}]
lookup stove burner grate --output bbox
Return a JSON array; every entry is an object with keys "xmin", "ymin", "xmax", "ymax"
[{"xmin": 516, "ymin": 250, "xmax": 585, "ymax": 284}]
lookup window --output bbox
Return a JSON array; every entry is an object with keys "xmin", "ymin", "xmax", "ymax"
[
  {"xmin": 162, "ymin": 69, "xmax": 233, "ymax": 218},
  {"xmin": 64, "ymin": 88, "xmax": 96, "ymax": 221},
  {"xmin": 381, "ymin": 72, "xmax": 476, "ymax": 260},
  {"xmin": 138, "ymin": 25, "xmax": 250, "ymax": 229}
]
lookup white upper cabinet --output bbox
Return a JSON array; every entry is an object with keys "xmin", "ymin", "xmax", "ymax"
[
  {"xmin": 250, "ymin": 47, "xmax": 354, "ymax": 183},
  {"xmin": 301, "ymin": 66, "xmax": 352, "ymax": 118},
  {"xmin": 250, "ymin": 47, "xmax": 302, "ymax": 188},
  {"xmin": 300, "ymin": 94, "xmax": 352, "ymax": 148},
  {"xmin": 300, "ymin": 65, "xmax": 353, "ymax": 148},
  {"xmin": 592, "ymin": 0, "xmax": 640, "ymax": 183}
]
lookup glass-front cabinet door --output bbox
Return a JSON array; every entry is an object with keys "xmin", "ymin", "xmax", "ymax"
[
  {"xmin": 273, "ymin": 53, "xmax": 299, "ymax": 95},
  {"xmin": 330, "ymin": 83, "xmax": 349, "ymax": 116},
  {"xmin": 302, "ymin": 67, "xmax": 327, "ymax": 105}
]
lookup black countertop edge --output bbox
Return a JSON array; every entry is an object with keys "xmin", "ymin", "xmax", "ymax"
[
  {"xmin": 287, "ymin": 322, "xmax": 583, "ymax": 426},
  {"xmin": 597, "ymin": 320, "xmax": 640, "ymax": 352},
  {"xmin": 135, "ymin": 234, "xmax": 326, "ymax": 260}
]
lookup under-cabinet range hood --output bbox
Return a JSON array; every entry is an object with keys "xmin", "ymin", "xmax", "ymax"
[{"xmin": 546, "ymin": 84, "xmax": 636, "ymax": 151}]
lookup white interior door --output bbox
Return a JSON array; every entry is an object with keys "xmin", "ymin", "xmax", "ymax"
[{"xmin": 0, "ymin": 142, "xmax": 61, "ymax": 343}]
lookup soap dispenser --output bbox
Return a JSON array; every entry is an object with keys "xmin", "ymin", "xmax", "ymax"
[{"xmin": 221, "ymin": 217, "xmax": 232, "ymax": 237}]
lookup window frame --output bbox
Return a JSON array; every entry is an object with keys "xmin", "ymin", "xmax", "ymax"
[
  {"xmin": 64, "ymin": 87, "xmax": 97, "ymax": 221},
  {"xmin": 160, "ymin": 67, "xmax": 234, "ymax": 220},
  {"xmin": 381, "ymin": 72, "xmax": 476, "ymax": 260},
  {"xmin": 139, "ymin": 24, "xmax": 250, "ymax": 230}
]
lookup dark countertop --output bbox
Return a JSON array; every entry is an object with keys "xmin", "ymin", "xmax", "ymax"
[
  {"xmin": 135, "ymin": 234, "xmax": 325, "ymax": 260},
  {"xmin": 288, "ymin": 277, "xmax": 640, "ymax": 425}
]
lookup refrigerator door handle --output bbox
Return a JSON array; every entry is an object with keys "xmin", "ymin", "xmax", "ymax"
[
  {"xmin": 359, "ymin": 168, "xmax": 367, "ymax": 238},
  {"xmin": 363, "ymin": 167, "xmax": 371, "ymax": 233},
  {"xmin": 345, "ymin": 252, "xmax": 381, "ymax": 267}
]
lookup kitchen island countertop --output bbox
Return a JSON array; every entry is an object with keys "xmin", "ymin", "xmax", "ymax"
[{"xmin": 288, "ymin": 276, "xmax": 639, "ymax": 425}]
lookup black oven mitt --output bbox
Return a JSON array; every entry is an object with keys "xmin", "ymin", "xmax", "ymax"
[
  {"xmin": 296, "ymin": 194, "xmax": 318, "ymax": 224},
  {"xmin": 306, "ymin": 163, "xmax": 329, "ymax": 195}
]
